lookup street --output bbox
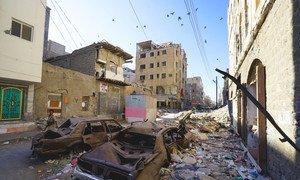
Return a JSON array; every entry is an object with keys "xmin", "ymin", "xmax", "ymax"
[{"xmin": 0, "ymin": 140, "xmax": 71, "ymax": 180}]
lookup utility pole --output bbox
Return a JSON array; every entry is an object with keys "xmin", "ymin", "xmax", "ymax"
[
  {"xmin": 215, "ymin": 76, "xmax": 218, "ymax": 109},
  {"xmin": 213, "ymin": 76, "xmax": 218, "ymax": 109}
]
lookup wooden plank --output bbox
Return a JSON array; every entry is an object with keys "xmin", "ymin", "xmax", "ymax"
[
  {"xmin": 256, "ymin": 65, "xmax": 267, "ymax": 173},
  {"xmin": 241, "ymin": 142, "xmax": 262, "ymax": 173},
  {"xmin": 237, "ymin": 91, "xmax": 242, "ymax": 135},
  {"xmin": 241, "ymin": 91, "xmax": 248, "ymax": 144}
]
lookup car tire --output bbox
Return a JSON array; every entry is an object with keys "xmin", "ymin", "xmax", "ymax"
[{"xmin": 72, "ymin": 144, "xmax": 85, "ymax": 155}]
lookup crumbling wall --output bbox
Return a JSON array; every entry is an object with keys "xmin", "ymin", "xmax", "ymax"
[
  {"xmin": 98, "ymin": 82, "xmax": 125, "ymax": 118},
  {"xmin": 34, "ymin": 63, "xmax": 98, "ymax": 121},
  {"xmin": 229, "ymin": 0, "xmax": 300, "ymax": 178}
]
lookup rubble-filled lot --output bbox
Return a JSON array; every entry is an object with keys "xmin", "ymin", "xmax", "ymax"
[{"xmin": 157, "ymin": 106, "xmax": 268, "ymax": 180}]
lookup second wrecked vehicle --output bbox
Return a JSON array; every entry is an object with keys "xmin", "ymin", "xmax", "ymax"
[
  {"xmin": 31, "ymin": 117, "xmax": 124, "ymax": 156},
  {"xmin": 73, "ymin": 121, "xmax": 191, "ymax": 180}
]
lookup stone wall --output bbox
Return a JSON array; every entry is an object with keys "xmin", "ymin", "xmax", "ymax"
[
  {"xmin": 46, "ymin": 45, "xmax": 96, "ymax": 76},
  {"xmin": 228, "ymin": 0, "xmax": 300, "ymax": 178},
  {"xmin": 34, "ymin": 63, "xmax": 98, "ymax": 120}
]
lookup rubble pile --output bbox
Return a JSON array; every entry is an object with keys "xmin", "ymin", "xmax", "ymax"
[
  {"xmin": 159, "ymin": 106, "xmax": 265, "ymax": 180},
  {"xmin": 190, "ymin": 106, "xmax": 231, "ymax": 127}
]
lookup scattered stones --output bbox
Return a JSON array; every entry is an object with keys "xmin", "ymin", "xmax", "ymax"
[{"xmin": 157, "ymin": 106, "xmax": 266, "ymax": 180}]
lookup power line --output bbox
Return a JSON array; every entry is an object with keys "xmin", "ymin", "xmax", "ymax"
[
  {"xmin": 184, "ymin": 0, "xmax": 214, "ymax": 82},
  {"xmin": 128, "ymin": 0, "xmax": 148, "ymax": 40},
  {"xmin": 50, "ymin": 0, "xmax": 78, "ymax": 49},
  {"xmin": 39, "ymin": 0, "xmax": 73, "ymax": 51},
  {"xmin": 52, "ymin": 0, "xmax": 87, "ymax": 46}
]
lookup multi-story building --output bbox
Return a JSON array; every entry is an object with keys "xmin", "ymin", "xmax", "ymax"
[
  {"xmin": 0, "ymin": 0, "xmax": 46, "ymax": 131},
  {"xmin": 187, "ymin": 76, "xmax": 204, "ymax": 107},
  {"xmin": 228, "ymin": 0, "xmax": 300, "ymax": 178},
  {"xmin": 123, "ymin": 67, "xmax": 136, "ymax": 84},
  {"xmin": 135, "ymin": 40, "xmax": 187, "ymax": 109},
  {"xmin": 43, "ymin": 40, "xmax": 132, "ymax": 118}
]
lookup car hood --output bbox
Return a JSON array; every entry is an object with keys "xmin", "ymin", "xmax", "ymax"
[{"xmin": 80, "ymin": 141, "xmax": 154, "ymax": 173}]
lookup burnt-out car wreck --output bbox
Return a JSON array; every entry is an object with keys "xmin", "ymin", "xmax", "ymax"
[
  {"xmin": 73, "ymin": 122, "xmax": 191, "ymax": 180},
  {"xmin": 31, "ymin": 117, "xmax": 123, "ymax": 156}
]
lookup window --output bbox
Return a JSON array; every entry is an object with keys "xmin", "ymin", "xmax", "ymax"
[
  {"xmin": 150, "ymin": 74, "xmax": 154, "ymax": 79},
  {"xmin": 157, "ymin": 51, "xmax": 160, "ymax": 56},
  {"xmin": 162, "ymin": 61, "xmax": 166, "ymax": 66},
  {"xmin": 150, "ymin": 63, "xmax": 154, "ymax": 68},
  {"xmin": 157, "ymin": 62, "xmax": 160, "ymax": 67},
  {"xmin": 140, "ymin": 64, "xmax": 146, "ymax": 69},
  {"xmin": 140, "ymin": 75, "xmax": 145, "ymax": 80},
  {"xmin": 162, "ymin": 50, "xmax": 167, "ymax": 55},
  {"xmin": 140, "ymin": 53, "xmax": 146, "ymax": 58},
  {"xmin": 47, "ymin": 94, "xmax": 62, "ymax": 115},
  {"xmin": 169, "ymin": 74, "xmax": 173, "ymax": 77},
  {"xmin": 150, "ymin": 52, "xmax": 154, "ymax": 57},
  {"xmin": 157, "ymin": 74, "xmax": 159, "ymax": 78},
  {"xmin": 162, "ymin": 73, "xmax": 166, "ymax": 79},
  {"xmin": 105, "ymin": 120, "xmax": 122, "ymax": 133},
  {"xmin": 176, "ymin": 50, "xmax": 178, "ymax": 56},
  {"xmin": 11, "ymin": 20, "xmax": 33, "ymax": 41},
  {"xmin": 176, "ymin": 62, "xmax": 178, "ymax": 68}
]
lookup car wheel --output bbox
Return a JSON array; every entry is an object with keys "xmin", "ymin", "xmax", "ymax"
[{"xmin": 72, "ymin": 144, "xmax": 85, "ymax": 155}]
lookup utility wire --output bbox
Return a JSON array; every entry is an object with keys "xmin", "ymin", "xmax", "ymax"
[
  {"xmin": 39, "ymin": 0, "xmax": 72, "ymax": 51},
  {"xmin": 189, "ymin": 0, "xmax": 213, "ymax": 76},
  {"xmin": 52, "ymin": 0, "xmax": 87, "ymax": 46},
  {"xmin": 128, "ymin": 0, "xmax": 148, "ymax": 40},
  {"xmin": 184, "ymin": 0, "xmax": 213, "ymax": 81},
  {"xmin": 50, "ymin": 0, "xmax": 78, "ymax": 49}
]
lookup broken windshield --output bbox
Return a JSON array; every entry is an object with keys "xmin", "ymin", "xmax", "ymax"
[{"xmin": 117, "ymin": 130, "xmax": 156, "ymax": 149}]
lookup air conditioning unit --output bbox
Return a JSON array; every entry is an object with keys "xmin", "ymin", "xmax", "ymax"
[{"xmin": 97, "ymin": 59, "xmax": 106, "ymax": 64}]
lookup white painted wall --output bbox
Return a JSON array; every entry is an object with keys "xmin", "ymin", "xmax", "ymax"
[{"xmin": 0, "ymin": 0, "xmax": 46, "ymax": 83}]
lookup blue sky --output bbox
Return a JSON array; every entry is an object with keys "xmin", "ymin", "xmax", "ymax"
[{"xmin": 47, "ymin": 0, "xmax": 229, "ymax": 102}]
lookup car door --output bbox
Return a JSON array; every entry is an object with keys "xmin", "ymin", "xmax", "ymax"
[
  {"xmin": 104, "ymin": 120, "xmax": 123, "ymax": 140},
  {"xmin": 82, "ymin": 121, "xmax": 108, "ymax": 148}
]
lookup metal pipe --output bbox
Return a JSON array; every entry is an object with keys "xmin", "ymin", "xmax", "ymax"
[{"xmin": 216, "ymin": 68, "xmax": 300, "ymax": 152}]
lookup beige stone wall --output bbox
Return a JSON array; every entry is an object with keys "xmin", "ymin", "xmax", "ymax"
[
  {"xmin": 97, "ymin": 48, "xmax": 125, "ymax": 81},
  {"xmin": 228, "ymin": 0, "xmax": 300, "ymax": 178},
  {"xmin": 34, "ymin": 63, "xmax": 98, "ymax": 120}
]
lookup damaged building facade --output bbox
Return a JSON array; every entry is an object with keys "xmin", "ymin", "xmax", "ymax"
[
  {"xmin": 135, "ymin": 40, "xmax": 187, "ymax": 109},
  {"xmin": 35, "ymin": 41, "xmax": 133, "ymax": 119},
  {"xmin": 186, "ymin": 76, "xmax": 204, "ymax": 108},
  {"xmin": 228, "ymin": 0, "xmax": 300, "ymax": 178},
  {"xmin": 0, "ymin": 0, "xmax": 46, "ymax": 133}
]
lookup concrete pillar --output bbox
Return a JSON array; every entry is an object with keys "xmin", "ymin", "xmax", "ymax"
[{"xmin": 24, "ymin": 84, "xmax": 34, "ymax": 120}]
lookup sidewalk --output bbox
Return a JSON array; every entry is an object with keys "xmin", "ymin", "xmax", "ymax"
[{"xmin": 0, "ymin": 129, "xmax": 41, "ymax": 144}]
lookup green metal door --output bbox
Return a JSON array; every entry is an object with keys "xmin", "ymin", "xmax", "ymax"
[{"xmin": 1, "ymin": 87, "xmax": 23, "ymax": 120}]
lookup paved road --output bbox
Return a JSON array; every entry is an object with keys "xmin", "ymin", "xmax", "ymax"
[{"xmin": 0, "ymin": 140, "xmax": 70, "ymax": 180}]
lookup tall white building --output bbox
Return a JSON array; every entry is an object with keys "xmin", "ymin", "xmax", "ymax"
[{"xmin": 0, "ymin": 0, "xmax": 46, "ymax": 126}]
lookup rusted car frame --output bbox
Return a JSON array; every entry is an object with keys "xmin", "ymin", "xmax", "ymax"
[
  {"xmin": 73, "ymin": 122, "xmax": 191, "ymax": 180},
  {"xmin": 31, "ymin": 117, "xmax": 124, "ymax": 156}
]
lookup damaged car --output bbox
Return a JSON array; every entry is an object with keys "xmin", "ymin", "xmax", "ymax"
[
  {"xmin": 31, "ymin": 117, "xmax": 124, "ymax": 156},
  {"xmin": 73, "ymin": 121, "xmax": 191, "ymax": 180}
]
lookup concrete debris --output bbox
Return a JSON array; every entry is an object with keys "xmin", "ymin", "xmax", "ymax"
[
  {"xmin": 158, "ymin": 106, "xmax": 267, "ymax": 180},
  {"xmin": 2, "ymin": 141, "xmax": 9, "ymax": 145}
]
